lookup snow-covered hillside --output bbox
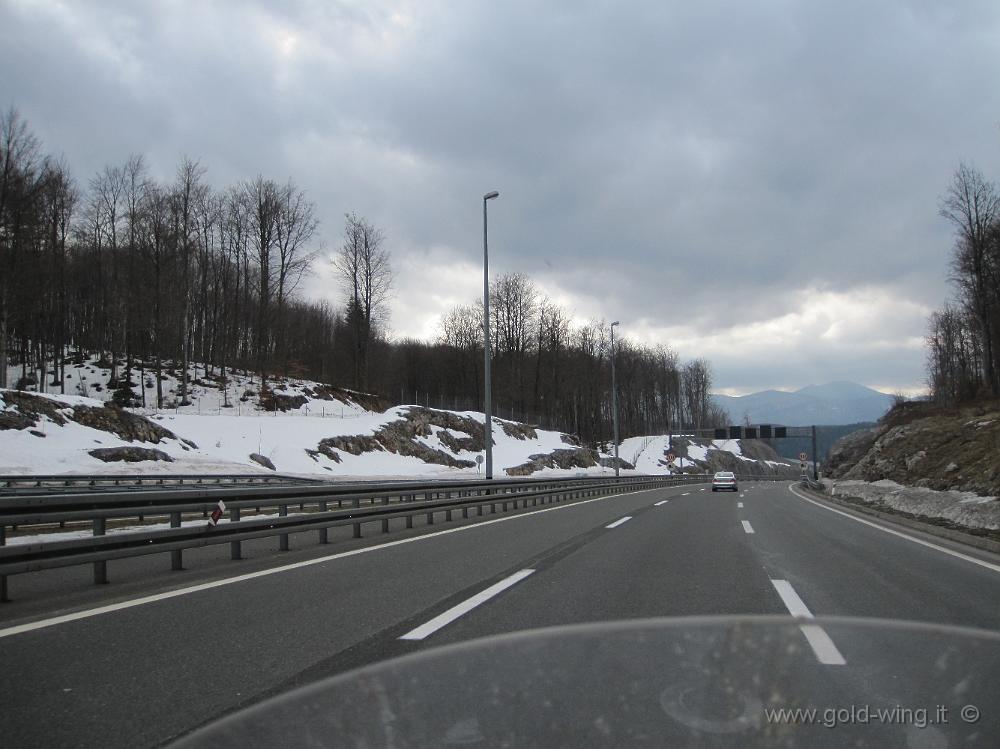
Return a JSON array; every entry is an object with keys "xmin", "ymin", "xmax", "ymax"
[{"xmin": 2, "ymin": 357, "xmax": 795, "ymax": 478}]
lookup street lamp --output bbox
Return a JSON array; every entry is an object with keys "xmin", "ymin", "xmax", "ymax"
[
  {"xmin": 610, "ymin": 320, "xmax": 620, "ymax": 477},
  {"xmin": 483, "ymin": 190, "xmax": 499, "ymax": 479}
]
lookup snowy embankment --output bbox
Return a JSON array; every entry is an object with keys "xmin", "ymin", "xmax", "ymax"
[
  {"xmin": 830, "ymin": 479, "xmax": 1000, "ymax": 531},
  {"xmin": 2, "ymin": 356, "xmax": 787, "ymax": 478}
]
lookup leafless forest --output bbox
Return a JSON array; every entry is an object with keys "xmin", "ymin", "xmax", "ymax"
[{"xmin": 0, "ymin": 108, "xmax": 726, "ymax": 445}]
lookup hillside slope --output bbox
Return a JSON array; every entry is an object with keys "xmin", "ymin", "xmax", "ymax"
[
  {"xmin": 2, "ymin": 388, "xmax": 797, "ymax": 479},
  {"xmin": 826, "ymin": 400, "xmax": 1000, "ymax": 497}
]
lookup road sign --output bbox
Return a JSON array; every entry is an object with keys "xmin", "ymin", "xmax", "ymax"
[
  {"xmin": 666, "ymin": 452, "xmax": 676, "ymax": 464},
  {"xmin": 476, "ymin": 455, "xmax": 484, "ymax": 465},
  {"xmin": 799, "ymin": 452, "xmax": 808, "ymax": 461}
]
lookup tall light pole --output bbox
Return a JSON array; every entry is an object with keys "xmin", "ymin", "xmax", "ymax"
[
  {"xmin": 610, "ymin": 320, "xmax": 620, "ymax": 477},
  {"xmin": 483, "ymin": 190, "xmax": 499, "ymax": 479}
]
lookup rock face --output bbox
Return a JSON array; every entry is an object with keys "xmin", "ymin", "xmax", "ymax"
[
  {"xmin": 73, "ymin": 403, "xmax": 176, "ymax": 443},
  {"xmin": 89, "ymin": 447, "xmax": 174, "ymax": 463},
  {"xmin": 1, "ymin": 391, "xmax": 176, "ymax": 444},
  {"xmin": 506, "ymin": 447, "xmax": 603, "ymax": 476},
  {"xmin": 825, "ymin": 400, "xmax": 1000, "ymax": 496},
  {"xmin": 313, "ymin": 407, "xmax": 482, "ymax": 469}
]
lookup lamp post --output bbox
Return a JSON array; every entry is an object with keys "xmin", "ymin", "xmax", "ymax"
[
  {"xmin": 483, "ymin": 190, "xmax": 499, "ymax": 479},
  {"xmin": 610, "ymin": 320, "xmax": 620, "ymax": 477}
]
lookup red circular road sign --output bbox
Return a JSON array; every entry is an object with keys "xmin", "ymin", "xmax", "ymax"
[{"xmin": 799, "ymin": 452, "xmax": 808, "ymax": 461}]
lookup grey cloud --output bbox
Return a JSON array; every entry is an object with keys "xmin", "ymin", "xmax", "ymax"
[{"xmin": 3, "ymin": 0, "xmax": 998, "ymax": 393}]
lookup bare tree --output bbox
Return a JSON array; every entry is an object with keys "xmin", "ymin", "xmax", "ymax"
[
  {"xmin": 0, "ymin": 108, "xmax": 44, "ymax": 388},
  {"xmin": 273, "ymin": 180, "xmax": 318, "ymax": 375},
  {"xmin": 172, "ymin": 157, "xmax": 208, "ymax": 405},
  {"xmin": 333, "ymin": 212, "xmax": 392, "ymax": 390},
  {"xmin": 940, "ymin": 163, "xmax": 1000, "ymax": 394}
]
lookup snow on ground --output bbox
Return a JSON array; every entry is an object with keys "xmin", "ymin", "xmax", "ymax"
[
  {"xmin": 831, "ymin": 479, "xmax": 1000, "ymax": 531},
  {"xmin": 5, "ymin": 355, "xmax": 370, "ymax": 418},
  {"xmin": 3, "ymin": 355, "xmax": 762, "ymax": 478}
]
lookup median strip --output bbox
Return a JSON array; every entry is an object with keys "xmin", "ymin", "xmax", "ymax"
[
  {"xmin": 399, "ymin": 569, "xmax": 535, "ymax": 640},
  {"xmin": 770, "ymin": 579, "xmax": 847, "ymax": 665},
  {"xmin": 605, "ymin": 516, "xmax": 633, "ymax": 529}
]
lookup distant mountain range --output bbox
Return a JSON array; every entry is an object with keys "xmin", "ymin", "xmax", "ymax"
[{"xmin": 711, "ymin": 381, "xmax": 896, "ymax": 426}]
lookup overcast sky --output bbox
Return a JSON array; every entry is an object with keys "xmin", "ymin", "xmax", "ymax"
[{"xmin": 3, "ymin": 0, "xmax": 999, "ymax": 395}]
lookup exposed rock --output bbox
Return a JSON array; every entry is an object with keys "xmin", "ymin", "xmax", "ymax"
[
  {"xmin": 259, "ymin": 390, "xmax": 308, "ymax": 412},
  {"xmin": 506, "ymin": 447, "xmax": 601, "ymax": 476},
  {"xmin": 437, "ymin": 429, "xmax": 480, "ymax": 453},
  {"xmin": 401, "ymin": 406, "xmax": 487, "ymax": 450},
  {"xmin": 826, "ymin": 400, "xmax": 1000, "ymax": 497},
  {"xmin": 376, "ymin": 418, "xmax": 475, "ymax": 468},
  {"xmin": 826, "ymin": 427, "xmax": 880, "ymax": 477},
  {"xmin": 560, "ymin": 433, "xmax": 582, "ymax": 446},
  {"xmin": 249, "ymin": 453, "xmax": 276, "ymax": 470},
  {"xmin": 73, "ymin": 403, "xmax": 177, "ymax": 444},
  {"xmin": 0, "ymin": 391, "xmax": 70, "ymax": 429},
  {"xmin": 599, "ymin": 456, "xmax": 635, "ymax": 470},
  {"xmin": 29, "ymin": 430, "xmax": 46, "ymax": 438},
  {"xmin": 319, "ymin": 434, "xmax": 383, "ymax": 456},
  {"xmin": 89, "ymin": 446, "xmax": 174, "ymax": 463},
  {"xmin": 500, "ymin": 421, "xmax": 538, "ymax": 440}
]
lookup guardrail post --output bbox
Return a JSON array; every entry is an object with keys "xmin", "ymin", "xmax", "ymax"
[
  {"xmin": 171, "ymin": 512, "xmax": 183, "ymax": 570},
  {"xmin": 93, "ymin": 517, "xmax": 108, "ymax": 585},
  {"xmin": 279, "ymin": 505, "xmax": 289, "ymax": 551},
  {"xmin": 446, "ymin": 508, "xmax": 453, "ymax": 521},
  {"xmin": 462, "ymin": 506, "xmax": 469, "ymax": 519},
  {"xmin": 353, "ymin": 521, "xmax": 362, "ymax": 538},
  {"xmin": 230, "ymin": 507, "xmax": 242, "ymax": 560},
  {"xmin": 318, "ymin": 501, "xmax": 329, "ymax": 544},
  {"xmin": 406, "ymin": 514, "xmax": 413, "ymax": 529},
  {"xmin": 382, "ymin": 497, "xmax": 390, "ymax": 533},
  {"xmin": 426, "ymin": 511, "xmax": 434, "ymax": 525}
]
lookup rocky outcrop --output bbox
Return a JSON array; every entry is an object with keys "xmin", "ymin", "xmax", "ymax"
[
  {"xmin": 249, "ymin": 453, "xmax": 276, "ymax": 470},
  {"xmin": 312, "ymin": 407, "xmax": 484, "ymax": 469},
  {"xmin": 506, "ymin": 447, "xmax": 602, "ymax": 476},
  {"xmin": 826, "ymin": 400, "xmax": 1000, "ymax": 496},
  {"xmin": 500, "ymin": 421, "xmax": 538, "ymax": 440},
  {"xmin": 319, "ymin": 435, "xmax": 383, "ymax": 456},
  {"xmin": 89, "ymin": 446, "xmax": 174, "ymax": 463},
  {"xmin": 1, "ymin": 391, "xmax": 70, "ymax": 429},
  {"xmin": 73, "ymin": 403, "xmax": 176, "ymax": 443},
  {"xmin": 1, "ymin": 391, "xmax": 176, "ymax": 444}
]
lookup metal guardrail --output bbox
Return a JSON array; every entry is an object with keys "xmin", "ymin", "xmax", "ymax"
[
  {"xmin": 0, "ymin": 473, "xmax": 324, "ymax": 491},
  {"xmin": 0, "ymin": 474, "xmax": 714, "ymax": 601}
]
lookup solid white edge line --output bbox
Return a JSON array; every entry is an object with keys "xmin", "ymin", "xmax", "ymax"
[
  {"xmin": 770, "ymin": 579, "xmax": 846, "ymax": 666},
  {"xmin": 787, "ymin": 484, "xmax": 1000, "ymax": 574},
  {"xmin": 741, "ymin": 520, "xmax": 754, "ymax": 534},
  {"xmin": 399, "ymin": 569, "xmax": 535, "ymax": 641},
  {"xmin": 653, "ymin": 500, "xmax": 668, "ymax": 506},
  {"xmin": 0, "ymin": 486, "xmax": 666, "ymax": 640},
  {"xmin": 605, "ymin": 516, "xmax": 633, "ymax": 529}
]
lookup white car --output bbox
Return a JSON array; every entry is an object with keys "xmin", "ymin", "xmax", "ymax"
[{"xmin": 712, "ymin": 472, "xmax": 738, "ymax": 492}]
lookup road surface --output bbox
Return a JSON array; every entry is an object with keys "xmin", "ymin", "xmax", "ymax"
[{"xmin": 1, "ymin": 480, "xmax": 999, "ymax": 747}]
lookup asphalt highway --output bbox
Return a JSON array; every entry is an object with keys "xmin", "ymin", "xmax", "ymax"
[{"xmin": 1, "ymin": 480, "xmax": 999, "ymax": 747}]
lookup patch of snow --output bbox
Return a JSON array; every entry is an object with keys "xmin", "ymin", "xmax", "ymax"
[{"xmin": 831, "ymin": 479, "xmax": 1000, "ymax": 530}]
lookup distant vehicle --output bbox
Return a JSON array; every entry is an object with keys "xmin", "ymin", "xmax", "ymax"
[{"xmin": 712, "ymin": 472, "xmax": 738, "ymax": 492}]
